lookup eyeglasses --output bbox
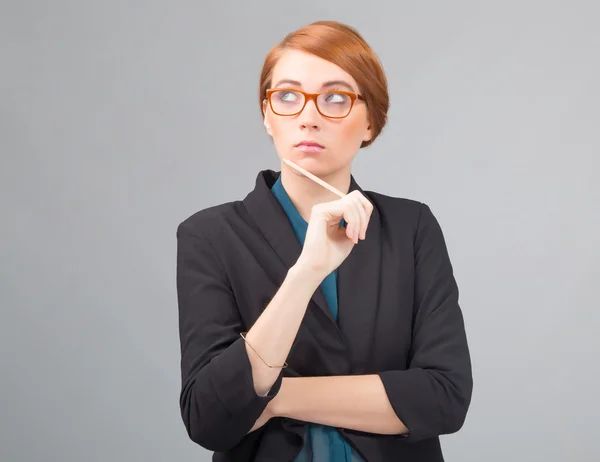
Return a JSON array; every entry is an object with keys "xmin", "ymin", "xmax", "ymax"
[{"xmin": 265, "ymin": 88, "xmax": 366, "ymax": 119}]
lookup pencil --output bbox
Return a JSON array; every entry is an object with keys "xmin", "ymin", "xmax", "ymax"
[{"xmin": 282, "ymin": 158, "xmax": 346, "ymax": 198}]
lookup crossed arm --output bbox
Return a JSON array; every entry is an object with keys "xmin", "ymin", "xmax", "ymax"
[
  {"xmin": 251, "ymin": 375, "xmax": 408, "ymax": 435},
  {"xmin": 177, "ymin": 204, "xmax": 472, "ymax": 451}
]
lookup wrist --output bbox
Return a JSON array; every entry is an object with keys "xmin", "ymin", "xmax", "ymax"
[
  {"xmin": 289, "ymin": 260, "xmax": 327, "ymax": 287},
  {"xmin": 269, "ymin": 377, "xmax": 289, "ymax": 418}
]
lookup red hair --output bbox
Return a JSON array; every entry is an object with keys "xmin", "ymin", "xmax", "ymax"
[{"xmin": 259, "ymin": 21, "xmax": 389, "ymax": 148}]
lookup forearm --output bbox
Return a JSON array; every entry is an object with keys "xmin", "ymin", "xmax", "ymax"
[
  {"xmin": 272, "ymin": 375, "xmax": 408, "ymax": 435},
  {"xmin": 244, "ymin": 263, "xmax": 323, "ymax": 395}
]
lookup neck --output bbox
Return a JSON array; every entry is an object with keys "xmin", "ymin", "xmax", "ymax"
[{"xmin": 279, "ymin": 163, "xmax": 352, "ymax": 222}]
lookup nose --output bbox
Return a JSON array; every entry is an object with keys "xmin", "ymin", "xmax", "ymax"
[{"xmin": 297, "ymin": 98, "xmax": 322, "ymax": 131}]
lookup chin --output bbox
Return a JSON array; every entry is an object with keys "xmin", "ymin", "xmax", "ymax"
[
  {"xmin": 291, "ymin": 155, "xmax": 342, "ymax": 178},
  {"xmin": 291, "ymin": 153, "xmax": 325, "ymax": 166}
]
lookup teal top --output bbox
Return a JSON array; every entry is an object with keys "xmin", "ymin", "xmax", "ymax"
[{"xmin": 271, "ymin": 176, "xmax": 365, "ymax": 462}]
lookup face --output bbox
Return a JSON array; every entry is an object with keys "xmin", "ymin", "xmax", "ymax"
[{"xmin": 263, "ymin": 49, "xmax": 371, "ymax": 177}]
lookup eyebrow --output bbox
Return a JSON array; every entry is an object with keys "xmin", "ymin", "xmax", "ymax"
[{"xmin": 272, "ymin": 79, "xmax": 357, "ymax": 93}]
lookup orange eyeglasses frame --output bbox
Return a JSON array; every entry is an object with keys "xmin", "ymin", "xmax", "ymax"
[{"xmin": 265, "ymin": 88, "xmax": 366, "ymax": 119}]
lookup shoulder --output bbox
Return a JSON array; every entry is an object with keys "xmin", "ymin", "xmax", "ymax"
[
  {"xmin": 365, "ymin": 190, "xmax": 422, "ymax": 214},
  {"xmin": 363, "ymin": 190, "xmax": 436, "ymax": 231},
  {"xmin": 364, "ymin": 190, "xmax": 451, "ymax": 258},
  {"xmin": 176, "ymin": 201, "xmax": 241, "ymax": 241}
]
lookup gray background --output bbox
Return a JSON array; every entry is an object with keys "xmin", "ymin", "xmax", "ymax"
[{"xmin": 2, "ymin": 1, "xmax": 599, "ymax": 461}]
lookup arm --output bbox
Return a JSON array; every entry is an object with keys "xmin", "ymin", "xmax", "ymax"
[
  {"xmin": 241, "ymin": 261, "xmax": 323, "ymax": 396},
  {"xmin": 376, "ymin": 203, "xmax": 473, "ymax": 441},
  {"xmin": 271, "ymin": 375, "xmax": 408, "ymax": 435},
  {"xmin": 176, "ymin": 223, "xmax": 322, "ymax": 451},
  {"xmin": 249, "ymin": 204, "xmax": 472, "ymax": 442}
]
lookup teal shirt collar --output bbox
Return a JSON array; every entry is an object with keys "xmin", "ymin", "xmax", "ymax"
[{"xmin": 271, "ymin": 175, "xmax": 308, "ymax": 245}]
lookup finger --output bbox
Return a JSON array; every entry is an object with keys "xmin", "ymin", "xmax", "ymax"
[
  {"xmin": 347, "ymin": 209, "xmax": 359, "ymax": 243},
  {"xmin": 312, "ymin": 200, "xmax": 344, "ymax": 222},
  {"xmin": 351, "ymin": 191, "xmax": 372, "ymax": 215},
  {"xmin": 354, "ymin": 197, "xmax": 368, "ymax": 240},
  {"xmin": 349, "ymin": 192, "xmax": 370, "ymax": 240},
  {"xmin": 342, "ymin": 199, "xmax": 359, "ymax": 243},
  {"xmin": 344, "ymin": 193, "xmax": 360, "ymax": 241},
  {"xmin": 361, "ymin": 196, "xmax": 374, "ymax": 217},
  {"xmin": 352, "ymin": 199, "xmax": 364, "ymax": 243},
  {"xmin": 347, "ymin": 197, "xmax": 363, "ymax": 242},
  {"xmin": 327, "ymin": 198, "xmax": 351, "ymax": 240},
  {"xmin": 313, "ymin": 199, "xmax": 356, "ymax": 243},
  {"xmin": 358, "ymin": 196, "xmax": 373, "ymax": 237}
]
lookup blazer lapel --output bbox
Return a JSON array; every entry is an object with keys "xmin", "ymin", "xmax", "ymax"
[
  {"xmin": 336, "ymin": 177, "xmax": 382, "ymax": 374},
  {"xmin": 242, "ymin": 170, "xmax": 335, "ymax": 325},
  {"xmin": 242, "ymin": 170, "xmax": 380, "ymax": 374}
]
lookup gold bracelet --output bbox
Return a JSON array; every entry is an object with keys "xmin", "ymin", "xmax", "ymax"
[{"xmin": 240, "ymin": 332, "xmax": 288, "ymax": 369}]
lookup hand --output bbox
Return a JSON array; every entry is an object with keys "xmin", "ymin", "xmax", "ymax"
[{"xmin": 296, "ymin": 190, "xmax": 373, "ymax": 277}]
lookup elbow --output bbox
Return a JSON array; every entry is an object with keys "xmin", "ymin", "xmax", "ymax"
[
  {"xmin": 443, "ymin": 403, "xmax": 468, "ymax": 435},
  {"xmin": 441, "ymin": 378, "xmax": 472, "ymax": 435},
  {"xmin": 178, "ymin": 340, "xmax": 283, "ymax": 451},
  {"xmin": 180, "ymin": 384, "xmax": 238, "ymax": 452},
  {"xmin": 185, "ymin": 420, "xmax": 235, "ymax": 453}
]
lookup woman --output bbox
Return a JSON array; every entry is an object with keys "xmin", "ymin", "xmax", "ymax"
[{"xmin": 176, "ymin": 20, "xmax": 473, "ymax": 461}]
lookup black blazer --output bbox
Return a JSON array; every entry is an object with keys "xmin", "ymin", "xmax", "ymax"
[{"xmin": 176, "ymin": 169, "xmax": 473, "ymax": 461}]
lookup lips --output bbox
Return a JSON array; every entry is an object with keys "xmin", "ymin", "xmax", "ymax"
[
  {"xmin": 296, "ymin": 140, "xmax": 324, "ymax": 148},
  {"xmin": 295, "ymin": 140, "xmax": 325, "ymax": 152}
]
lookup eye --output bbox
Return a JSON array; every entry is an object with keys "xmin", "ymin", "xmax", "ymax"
[
  {"xmin": 278, "ymin": 91, "xmax": 300, "ymax": 102},
  {"xmin": 324, "ymin": 92, "xmax": 349, "ymax": 104}
]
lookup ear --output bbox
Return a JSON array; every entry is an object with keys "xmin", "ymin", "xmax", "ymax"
[
  {"xmin": 262, "ymin": 100, "xmax": 272, "ymax": 136},
  {"xmin": 264, "ymin": 118, "xmax": 272, "ymax": 136},
  {"xmin": 362, "ymin": 123, "xmax": 372, "ymax": 143}
]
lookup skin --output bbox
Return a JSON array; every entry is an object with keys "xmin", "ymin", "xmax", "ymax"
[
  {"xmin": 245, "ymin": 49, "xmax": 408, "ymax": 436},
  {"xmin": 262, "ymin": 49, "xmax": 372, "ymax": 222}
]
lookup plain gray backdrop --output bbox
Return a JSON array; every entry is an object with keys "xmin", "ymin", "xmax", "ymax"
[{"xmin": 2, "ymin": 1, "xmax": 599, "ymax": 461}]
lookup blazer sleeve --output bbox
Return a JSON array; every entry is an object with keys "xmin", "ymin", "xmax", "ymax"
[
  {"xmin": 176, "ymin": 222, "xmax": 283, "ymax": 452},
  {"xmin": 377, "ymin": 203, "xmax": 473, "ymax": 442}
]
